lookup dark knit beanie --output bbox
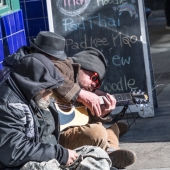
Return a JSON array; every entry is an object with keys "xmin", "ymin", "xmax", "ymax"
[{"xmin": 71, "ymin": 47, "xmax": 107, "ymax": 82}]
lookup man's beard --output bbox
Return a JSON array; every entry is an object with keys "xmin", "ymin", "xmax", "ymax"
[{"xmin": 34, "ymin": 93, "xmax": 51, "ymax": 109}]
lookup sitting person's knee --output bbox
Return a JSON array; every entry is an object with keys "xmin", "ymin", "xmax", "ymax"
[{"xmin": 85, "ymin": 123, "xmax": 108, "ymax": 149}]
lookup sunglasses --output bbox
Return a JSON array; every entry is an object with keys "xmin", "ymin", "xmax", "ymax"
[{"xmin": 90, "ymin": 72, "xmax": 100, "ymax": 89}]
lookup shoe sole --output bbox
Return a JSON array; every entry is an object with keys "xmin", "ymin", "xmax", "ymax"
[{"xmin": 109, "ymin": 149, "xmax": 136, "ymax": 168}]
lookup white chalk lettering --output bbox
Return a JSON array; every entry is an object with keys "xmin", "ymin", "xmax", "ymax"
[
  {"xmin": 57, "ymin": 0, "xmax": 91, "ymax": 16},
  {"xmin": 62, "ymin": 14, "xmax": 116, "ymax": 31},
  {"xmin": 63, "ymin": 0, "xmax": 87, "ymax": 7},
  {"xmin": 62, "ymin": 18, "xmax": 85, "ymax": 31},
  {"xmin": 65, "ymin": 34, "xmax": 109, "ymax": 51},
  {"xmin": 90, "ymin": 36, "xmax": 109, "ymax": 47},
  {"xmin": 112, "ymin": 32, "xmax": 138, "ymax": 47},
  {"xmin": 104, "ymin": 76, "xmax": 138, "ymax": 92},
  {"xmin": 65, "ymin": 33, "xmax": 137, "ymax": 51},
  {"xmin": 112, "ymin": 55, "xmax": 131, "ymax": 66},
  {"xmin": 97, "ymin": 0, "xmax": 127, "ymax": 6}
]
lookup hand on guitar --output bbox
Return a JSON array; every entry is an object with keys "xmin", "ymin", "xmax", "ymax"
[
  {"xmin": 66, "ymin": 149, "xmax": 78, "ymax": 166},
  {"xmin": 100, "ymin": 93, "xmax": 116, "ymax": 117},
  {"xmin": 77, "ymin": 89, "xmax": 101, "ymax": 117},
  {"xmin": 95, "ymin": 90, "xmax": 116, "ymax": 117}
]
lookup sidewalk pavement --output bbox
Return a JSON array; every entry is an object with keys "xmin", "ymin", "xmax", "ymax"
[{"xmin": 119, "ymin": 10, "xmax": 170, "ymax": 170}]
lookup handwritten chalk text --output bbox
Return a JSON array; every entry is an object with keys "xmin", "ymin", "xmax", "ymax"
[
  {"xmin": 65, "ymin": 34, "xmax": 109, "ymax": 51},
  {"xmin": 104, "ymin": 75, "xmax": 138, "ymax": 92},
  {"xmin": 62, "ymin": 14, "xmax": 116, "ymax": 31},
  {"xmin": 112, "ymin": 55, "xmax": 131, "ymax": 66},
  {"xmin": 97, "ymin": 0, "xmax": 128, "ymax": 6},
  {"xmin": 63, "ymin": 0, "xmax": 87, "ymax": 7},
  {"xmin": 112, "ymin": 32, "xmax": 137, "ymax": 47},
  {"xmin": 65, "ymin": 33, "xmax": 138, "ymax": 51}
]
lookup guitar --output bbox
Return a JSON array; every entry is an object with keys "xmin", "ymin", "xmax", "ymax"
[{"xmin": 54, "ymin": 91, "xmax": 148, "ymax": 131}]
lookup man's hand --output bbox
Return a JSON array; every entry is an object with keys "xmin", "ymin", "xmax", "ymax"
[
  {"xmin": 94, "ymin": 90, "xmax": 116, "ymax": 117},
  {"xmin": 66, "ymin": 149, "xmax": 78, "ymax": 166},
  {"xmin": 77, "ymin": 89, "xmax": 102, "ymax": 117},
  {"xmin": 100, "ymin": 93, "xmax": 116, "ymax": 117}
]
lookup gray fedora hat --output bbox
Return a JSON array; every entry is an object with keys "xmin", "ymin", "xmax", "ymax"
[{"xmin": 30, "ymin": 31, "xmax": 67, "ymax": 60}]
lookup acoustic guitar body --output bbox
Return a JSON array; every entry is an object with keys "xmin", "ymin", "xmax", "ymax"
[{"xmin": 55, "ymin": 103, "xmax": 89, "ymax": 131}]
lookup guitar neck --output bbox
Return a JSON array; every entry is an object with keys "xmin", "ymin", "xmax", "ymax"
[
  {"xmin": 74, "ymin": 93, "xmax": 132, "ymax": 107},
  {"xmin": 99, "ymin": 93, "xmax": 132, "ymax": 104}
]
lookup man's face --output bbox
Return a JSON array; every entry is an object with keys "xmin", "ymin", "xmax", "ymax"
[
  {"xmin": 78, "ymin": 69, "xmax": 100, "ymax": 91},
  {"xmin": 34, "ymin": 89, "xmax": 53, "ymax": 109}
]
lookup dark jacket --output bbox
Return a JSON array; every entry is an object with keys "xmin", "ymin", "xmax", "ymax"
[{"xmin": 0, "ymin": 53, "xmax": 68, "ymax": 168}]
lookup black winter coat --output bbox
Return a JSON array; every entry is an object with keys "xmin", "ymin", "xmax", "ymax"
[{"xmin": 0, "ymin": 53, "xmax": 68, "ymax": 168}]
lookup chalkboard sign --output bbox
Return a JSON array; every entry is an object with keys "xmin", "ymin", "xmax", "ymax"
[{"xmin": 47, "ymin": 0, "xmax": 155, "ymax": 117}]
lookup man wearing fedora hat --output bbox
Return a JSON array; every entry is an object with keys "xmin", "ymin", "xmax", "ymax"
[{"xmin": 28, "ymin": 31, "xmax": 136, "ymax": 169}]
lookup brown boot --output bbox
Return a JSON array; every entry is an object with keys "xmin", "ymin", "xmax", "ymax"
[
  {"xmin": 116, "ymin": 122, "xmax": 129, "ymax": 137},
  {"xmin": 108, "ymin": 149, "xmax": 136, "ymax": 168}
]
